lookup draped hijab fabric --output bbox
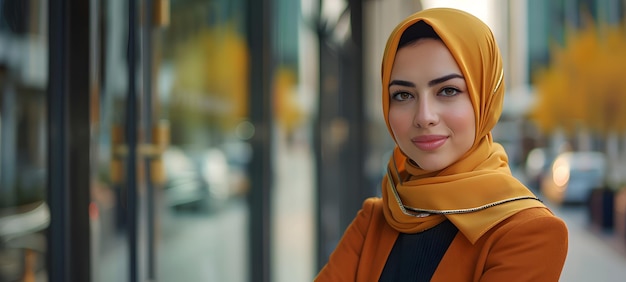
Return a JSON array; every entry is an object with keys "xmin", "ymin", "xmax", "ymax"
[{"xmin": 380, "ymin": 8, "xmax": 546, "ymax": 244}]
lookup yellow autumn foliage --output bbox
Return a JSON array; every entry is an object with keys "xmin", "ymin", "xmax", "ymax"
[
  {"xmin": 172, "ymin": 23, "xmax": 249, "ymax": 131},
  {"xmin": 532, "ymin": 19, "xmax": 626, "ymax": 136},
  {"xmin": 273, "ymin": 67, "xmax": 306, "ymax": 134}
]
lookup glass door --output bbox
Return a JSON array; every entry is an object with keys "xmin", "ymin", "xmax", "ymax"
[
  {"xmin": 91, "ymin": 0, "xmax": 139, "ymax": 280},
  {"xmin": 91, "ymin": 0, "xmax": 165, "ymax": 281},
  {"xmin": 150, "ymin": 1, "xmax": 252, "ymax": 281},
  {"xmin": 92, "ymin": 0, "xmax": 253, "ymax": 281}
]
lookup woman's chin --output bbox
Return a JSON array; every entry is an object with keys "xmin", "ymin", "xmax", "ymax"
[{"xmin": 411, "ymin": 159, "xmax": 449, "ymax": 172}]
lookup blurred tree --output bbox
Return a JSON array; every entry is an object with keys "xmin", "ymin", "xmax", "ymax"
[
  {"xmin": 170, "ymin": 22, "xmax": 249, "ymax": 145},
  {"xmin": 273, "ymin": 66, "xmax": 305, "ymax": 138},
  {"xmin": 532, "ymin": 17, "xmax": 626, "ymax": 140}
]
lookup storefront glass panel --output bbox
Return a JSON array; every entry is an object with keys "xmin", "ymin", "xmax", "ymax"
[
  {"xmin": 91, "ymin": 0, "xmax": 252, "ymax": 281},
  {"xmin": 0, "ymin": 0, "xmax": 49, "ymax": 280}
]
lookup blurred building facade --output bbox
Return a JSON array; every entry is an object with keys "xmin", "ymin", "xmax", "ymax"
[{"xmin": 2, "ymin": 0, "xmax": 626, "ymax": 282}]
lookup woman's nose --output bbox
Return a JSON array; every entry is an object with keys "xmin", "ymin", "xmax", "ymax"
[{"xmin": 413, "ymin": 98, "xmax": 438, "ymax": 128}]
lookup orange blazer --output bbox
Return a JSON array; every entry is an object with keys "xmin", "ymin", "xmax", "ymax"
[{"xmin": 316, "ymin": 198, "xmax": 568, "ymax": 281}]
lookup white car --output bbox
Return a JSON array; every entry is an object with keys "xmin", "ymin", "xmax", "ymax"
[{"xmin": 163, "ymin": 147, "xmax": 237, "ymax": 212}]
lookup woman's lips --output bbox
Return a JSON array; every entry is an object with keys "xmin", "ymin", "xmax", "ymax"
[{"xmin": 411, "ymin": 135, "xmax": 448, "ymax": 151}]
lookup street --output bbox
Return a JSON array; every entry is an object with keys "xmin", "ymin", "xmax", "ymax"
[{"xmin": 552, "ymin": 203, "xmax": 626, "ymax": 282}]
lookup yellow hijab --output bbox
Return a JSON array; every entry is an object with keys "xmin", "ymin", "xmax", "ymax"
[{"xmin": 380, "ymin": 8, "xmax": 545, "ymax": 244}]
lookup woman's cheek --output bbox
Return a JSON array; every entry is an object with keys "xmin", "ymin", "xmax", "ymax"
[{"xmin": 388, "ymin": 108, "xmax": 412, "ymax": 139}]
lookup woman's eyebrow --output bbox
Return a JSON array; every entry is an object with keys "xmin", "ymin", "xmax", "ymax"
[
  {"xmin": 388, "ymin": 80, "xmax": 415, "ymax": 88},
  {"xmin": 388, "ymin": 73, "xmax": 464, "ymax": 88},
  {"xmin": 428, "ymin": 74, "xmax": 464, "ymax": 86}
]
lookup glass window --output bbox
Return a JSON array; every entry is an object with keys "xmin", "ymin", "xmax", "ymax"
[
  {"xmin": 0, "ymin": 0, "xmax": 49, "ymax": 281},
  {"xmin": 154, "ymin": 0, "xmax": 251, "ymax": 280},
  {"xmin": 91, "ymin": 0, "xmax": 253, "ymax": 281}
]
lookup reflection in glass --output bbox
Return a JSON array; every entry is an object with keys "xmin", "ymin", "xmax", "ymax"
[{"xmin": 0, "ymin": 0, "xmax": 49, "ymax": 281}]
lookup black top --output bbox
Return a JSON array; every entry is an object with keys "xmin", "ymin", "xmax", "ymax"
[{"xmin": 379, "ymin": 220, "xmax": 458, "ymax": 282}]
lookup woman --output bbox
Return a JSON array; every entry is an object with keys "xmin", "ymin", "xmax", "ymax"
[{"xmin": 315, "ymin": 8, "xmax": 568, "ymax": 282}]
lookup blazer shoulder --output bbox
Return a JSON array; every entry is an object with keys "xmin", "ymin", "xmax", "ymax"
[
  {"xmin": 357, "ymin": 197, "xmax": 386, "ymax": 226},
  {"xmin": 362, "ymin": 197, "xmax": 383, "ymax": 212},
  {"xmin": 476, "ymin": 207, "xmax": 568, "ymax": 281},
  {"xmin": 506, "ymin": 207, "xmax": 566, "ymax": 228},
  {"xmin": 488, "ymin": 206, "xmax": 568, "ymax": 249}
]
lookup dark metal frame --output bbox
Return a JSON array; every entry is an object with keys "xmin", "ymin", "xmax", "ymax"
[
  {"xmin": 126, "ymin": 0, "xmax": 140, "ymax": 281},
  {"xmin": 246, "ymin": 0, "xmax": 274, "ymax": 281},
  {"xmin": 141, "ymin": 0, "xmax": 157, "ymax": 279},
  {"xmin": 315, "ymin": 0, "xmax": 366, "ymax": 271},
  {"xmin": 47, "ymin": 1, "xmax": 92, "ymax": 281}
]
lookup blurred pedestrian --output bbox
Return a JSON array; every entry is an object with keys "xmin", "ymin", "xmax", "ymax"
[{"xmin": 315, "ymin": 8, "xmax": 568, "ymax": 281}]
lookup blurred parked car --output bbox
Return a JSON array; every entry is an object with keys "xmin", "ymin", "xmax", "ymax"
[
  {"xmin": 163, "ymin": 147, "xmax": 233, "ymax": 212},
  {"xmin": 540, "ymin": 151, "xmax": 606, "ymax": 205}
]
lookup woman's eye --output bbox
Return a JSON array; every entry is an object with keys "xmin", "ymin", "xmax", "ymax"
[
  {"xmin": 440, "ymin": 87, "xmax": 459, "ymax": 97},
  {"xmin": 392, "ymin": 92, "xmax": 413, "ymax": 101}
]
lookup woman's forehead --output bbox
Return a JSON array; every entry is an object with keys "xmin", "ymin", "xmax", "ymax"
[{"xmin": 391, "ymin": 39, "xmax": 463, "ymax": 79}]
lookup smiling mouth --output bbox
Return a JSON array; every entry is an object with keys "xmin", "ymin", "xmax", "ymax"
[{"xmin": 411, "ymin": 136, "xmax": 448, "ymax": 151}]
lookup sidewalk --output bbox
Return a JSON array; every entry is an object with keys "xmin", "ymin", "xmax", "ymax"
[{"xmin": 551, "ymin": 204, "xmax": 626, "ymax": 282}]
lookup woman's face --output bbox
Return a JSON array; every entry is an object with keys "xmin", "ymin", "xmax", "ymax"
[{"xmin": 388, "ymin": 38, "xmax": 476, "ymax": 172}]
